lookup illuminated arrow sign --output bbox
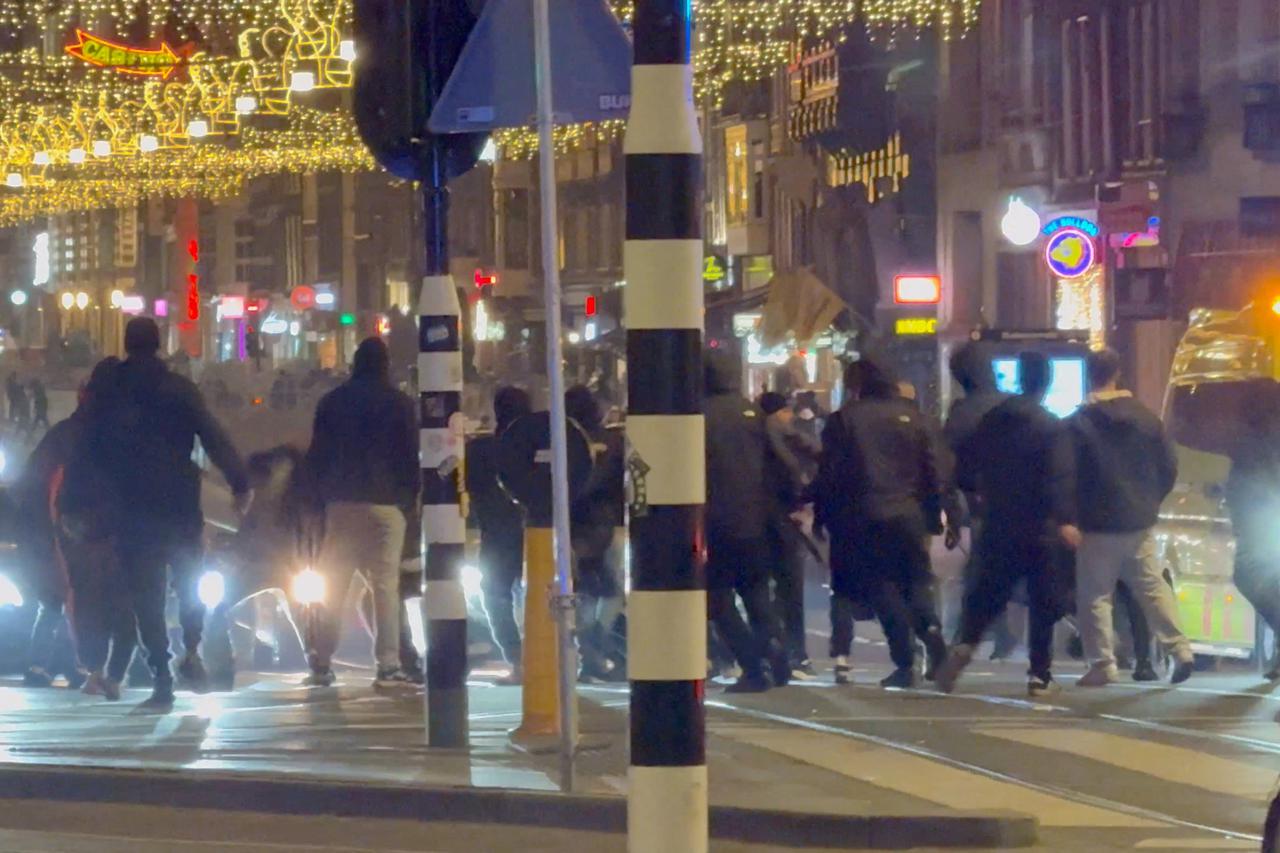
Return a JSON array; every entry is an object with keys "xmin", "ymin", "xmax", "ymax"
[{"xmin": 65, "ymin": 30, "xmax": 181, "ymax": 79}]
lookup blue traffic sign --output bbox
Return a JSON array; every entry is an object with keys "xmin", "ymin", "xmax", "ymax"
[{"xmin": 428, "ymin": 0, "xmax": 632, "ymax": 134}]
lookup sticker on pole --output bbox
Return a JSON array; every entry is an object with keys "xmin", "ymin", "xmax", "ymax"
[{"xmin": 428, "ymin": 0, "xmax": 632, "ymax": 134}]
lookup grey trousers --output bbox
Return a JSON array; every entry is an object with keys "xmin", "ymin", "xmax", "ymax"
[{"xmin": 1077, "ymin": 529, "xmax": 1191, "ymax": 669}]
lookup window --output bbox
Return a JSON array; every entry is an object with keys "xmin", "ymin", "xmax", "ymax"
[{"xmin": 725, "ymin": 124, "xmax": 749, "ymax": 225}]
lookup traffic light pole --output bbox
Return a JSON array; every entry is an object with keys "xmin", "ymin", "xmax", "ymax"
[
  {"xmin": 624, "ymin": 1, "xmax": 707, "ymax": 851},
  {"xmin": 418, "ymin": 143, "xmax": 469, "ymax": 749}
]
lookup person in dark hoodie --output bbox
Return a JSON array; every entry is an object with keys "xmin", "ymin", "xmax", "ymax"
[
  {"xmin": 814, "ymin": 355, "xmax": 948, "ymax": 689},
  {"xmin": 935, "ymin": 351, "xmax": 1073, "ymax": 697},
  {"xmin": 1058, "ymin": 349, "xmax": 1192, "ymax": 686},
  {"xmin": 704, "ymin": 349, "xmax": 790, "ymax": 693},
  {"xmin": 466, "ymin": 386, "xmax": 531, "ymax": 684},
  {"xmin": 943, "ymin": 342, "xmax": 1016, "ymax": 657},
  {"xmin": 305, "ymin": 337, "xmax": 420, "ymax": 691}
]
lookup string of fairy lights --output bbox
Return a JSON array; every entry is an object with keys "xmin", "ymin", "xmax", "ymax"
[{"xmin": 0, "ymin": 0, "xmax": 978, "ymax": 225}]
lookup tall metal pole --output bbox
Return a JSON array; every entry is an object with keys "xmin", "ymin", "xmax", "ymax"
[
  {"xmin": 624, "ymin": 1, "xmax": 707, "ymax": 850},
  {"xmin": 531, "ymin": 0, "xmax": 579, "ymax": 793},
  {"xmin": 419, "ymin": 142, "xmax": 469, "ymax": 748}
]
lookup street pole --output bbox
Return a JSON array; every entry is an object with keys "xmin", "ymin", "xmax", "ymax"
[
  {"xmin": 418, "ymin": 141, "xmax": 469, "ymax": 749},
  {"xmin": 624, "ymin": 1, "xmax": 707, "ymax": 851},
  {"xmin": 531, "ymin": 0, "xmax": 579, "ymax": 793}
]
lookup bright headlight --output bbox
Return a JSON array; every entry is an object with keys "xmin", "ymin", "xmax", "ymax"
[
  {"xmin": 0, "ymin": 575, "xmax": 23, "ymax": 608},
  {"xmin": 292, "ymin": 568, "xmax": 326, "ymax": 605},
  {"xmin": 197, "ymin": 570, "xmax": 226, "ymax": 609}
]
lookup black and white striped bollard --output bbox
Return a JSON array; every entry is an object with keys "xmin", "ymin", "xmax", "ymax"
[{"xmin": 624, "ymin": 0, "xmax": 707, "ymax": 849}]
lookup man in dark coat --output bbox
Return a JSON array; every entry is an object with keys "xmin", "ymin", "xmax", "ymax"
[
  {"xmin": 466, "ymin": 386, "xmax": 531, "ymax": 683},
  {"xmin": 69, "ymin": 319, "xmax": 249, "ymax": 710},
  {"xmin": 936, "ymin": 351, "xmax": 1073, "ymax": 697},
  {"xmin": 704, "ymin": 349, "xmax": 789, "ymax": 693},
  {"xmin": 814, "ymin": 356, "xmax": 947, "ymax": 689}
]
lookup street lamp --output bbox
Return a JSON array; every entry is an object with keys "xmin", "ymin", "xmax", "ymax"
[
  {"xmin": 75, "ymin": 292, "xmax": 89, "ymax": 310},
  {"xmin": 59, "ymin": 292, "xmax": 73, "ymax": 311},
  {"xmin": 109, "ymin": 289, "xmax": 124, "ymax": 308},
  {"xmin": 9, "ymin": 290, "xmax": 27, "ymax": 307}
]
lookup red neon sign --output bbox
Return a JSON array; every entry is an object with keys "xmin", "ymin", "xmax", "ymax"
[
  {"xmin": 473, "ymin": 269, "xmax": 498, "ymax": 288},
  {"xmin": 584, "ymin": 295, "xmax": 597, "ymax": 317},
  {"xmin": 65, "ymin": 30, "xmax": 181, "ymax": 80},
  {"xmin": 291, "ymin": 286, "xmax": 316, "ymax": 311},
  {"xmin": 186, "ymin": 239, "xmax": 200, "ymax": 321},
  {"xmin": 893, "ymin": 275, "xmax": 942, "ymax": 305}
]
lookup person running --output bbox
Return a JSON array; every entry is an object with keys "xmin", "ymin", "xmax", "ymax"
[
  {"xmin": 29, "ymin": 378, "xmax": 49, "ymax": 431},
  {"xmin": 759, "ymin": 391, "xmax": 821, "ymax": 678},
  {"xmin": 935, "ymin": 351, "xmax": 1073, "ymax": 697},
  {"xmin": 814, "ymin": 356, "xmax": 947, "ymax": 689},
  {"xmin": 304, "ymin": 337, "xmax": 419, "ymax": 691},
  {"xmin": 1060, "ymin": 349, "xmax": 1193, "ymax": 687},
  {"xmin": 704, "ymin": 349, "xmax": 790, "ymax": 693},
  {"xmin": 466, "ymin": 386, "xmax": 531, "ymax": 684},
  {"xmin": 62, "ymin": 319, "xmax": 250, "ymax": 711}
]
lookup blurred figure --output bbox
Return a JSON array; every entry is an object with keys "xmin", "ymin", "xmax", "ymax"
[
  {"xmin": 704, "ymin": 349, "xmax": 790, "ymax": 693},
  {"xmin": 759, "ymin": 391, "xmax": 820, "ymax": 677},
  {"xmin": 814, "ymin": 357, "xmax": 947, "ymax": 689},
  {"xmin": 29, "ymin": 379, "xmax": 49, "ymax": 431},
  {"xmin": 62, "ymin": 318, "xmax": 250, "ymax": 711},
  {"xmin": 305, "ymin": 337, "xmax": 419, "ymax": 691},
  {"xmin": 936, "ymin": 352, "xmax": 1072, "ymax": 697},
  {"xmin": 943, "ymin": 342, "xmax": 1016, "ymax": 657},
  {"xmin": 565, "ymin": 385, "xmax": 626, "ymax": 681},
  {"xmin": 1060, "ymin": 349, "xmax": 1191, "ymax": 687},
  {"xmin": 1225, "ymin": 379, "xmax": 1280, "ymax": 680},
  {"xmin": 466, "ymin": 386, "xmax": 531, "ymax": 684},
  {"xmin": 6, "ymin": 373, "xmax": 27, "ymax": 428}
]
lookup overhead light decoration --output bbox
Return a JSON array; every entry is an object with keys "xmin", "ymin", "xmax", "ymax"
[
  {"xmin": 32, "ymin": 152, "xmax": 50, "ymax": 167},
  {"xmin": 187, "ymin": 119, "xmax": 210, "ymax": 139},
  {"xmin": 92, "ymin": 140, "xmax": 112, "ymax": 157},
  {"xmin": 235, "ymin": 95, "xmax": 258, "ymax": 115},
  {"xmin": 109, "ymin": 289, "xmax": 124, "ymax": 308},
  {"xmin": 339, "ymin": 40, "xmax": 356, "ymax": 62},
  {"xmin": 290, "ymin": 71, "xmax": 316, "ymax": 93},
  {"xmin": 1001, "ymin": 196, "xmax": 1041, "ymax": 246},
  {"xmin": 59, "ymin": 292, "xmax": 73, "ymax": 310},
  {"xmin": 138, "ymin": 135, "xmax": 160, "ymax": 154},
  {"xmin": 68, "ymin": 148, "xmax": 86, "ymax": 164},
  {"xmin": 4, "ymin": 173, "xmax": 21, "ymax": 188},
  {"xmin": 75, "ymin": 291, "xmax": 89, "ymax": 310}
]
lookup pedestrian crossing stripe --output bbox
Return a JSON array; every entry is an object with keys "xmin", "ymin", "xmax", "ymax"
[
  {"xmin": 716, "ymin": 727, "xmax": 1161, "ymax": 827},
  {"xmin": 973, "ymin": 726, "xmax": 1277, "ymax": 799}
]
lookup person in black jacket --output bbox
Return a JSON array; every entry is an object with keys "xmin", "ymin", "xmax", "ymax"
[
  {"xmin": 936, "ymin": 351, "xmax": 1073, "ymax": 697},
  {"xmin": 466, "ymin": 386, "xmax": 530, "ymax": 683},
  {"xmin": 305, "ymin": 337, "xmax": 419, "ymax": 691},
  {"xmin": 1059, "ymin": 349, "xmax": 1192, "ymax": 687},
  {"xmin": 704, "ymin": 349, "xmax": 790, "ymax": 693},
  {"xmin": 814, "ymin": 356, "xmax": 948, "ymax": 689},
  {"xmin": 67, "ymin": 319, "xmax": 250, "ymax": 710}
]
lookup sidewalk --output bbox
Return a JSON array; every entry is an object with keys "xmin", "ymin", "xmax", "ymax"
[{"xmin": 0, "ymin": 672, "xmax": 1036, "ymax": 849}]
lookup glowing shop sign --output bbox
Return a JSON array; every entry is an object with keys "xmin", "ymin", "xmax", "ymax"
[
  {"xmin": 65, "ymin": 30, "xmax": 181, "ymax": 79},
  {"xmin": 1045, "ymin": 228, "xmax": 1096, "ymax": 279},
  {"xmin": 1042, "ymin": 216, "xmax": 1099, "ymax": 238},
  {"xmin": 703, "ymin": 255, "xmax": 727, "ymax": 284},
  {"xmin": 1001, "ymin": 197, "xmax": 1041, "ymax": 246},
  {"xmin": 895, "ymin": 317, "xmax": 938, "ymax": 336}
]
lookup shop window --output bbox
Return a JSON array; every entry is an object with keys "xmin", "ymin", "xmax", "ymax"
[{"xmin": 725, "ymin": 124, "xmax": 749, "ymax": 225}]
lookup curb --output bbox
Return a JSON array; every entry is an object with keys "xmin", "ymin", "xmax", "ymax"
[{"xmin": 0, "ymin": 764, "xmax": 1038, "ymax": 849}]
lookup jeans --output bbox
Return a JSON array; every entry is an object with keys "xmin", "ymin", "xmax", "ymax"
[
  {"xmin": 64, "ymin": 536, "xmax": 136, "ymax": 682},
  {"xmin": 118, "ymin": 539, "xmax": 174, "ymax": 681},
  {"xmin": 960, "ymin": 532, "xmax": 1063, "ymax": 681},
  {"xmin": 707, "ymin": 535, "xmax": 782, "ymax": 679},
  {"xmin": 767, "ymin": 517, "xmax": 808, "ymax": 663},
  {"xmin": 1077, "ymin": 530, "xmax": 1191, "ymax": 669},
  {"xmin": 480, "ymin": 530, "xmax": 524, "ymax": 666},
  {"xmin": 313, "ymin": 503, "xmax": 406, "ymax": 670}
]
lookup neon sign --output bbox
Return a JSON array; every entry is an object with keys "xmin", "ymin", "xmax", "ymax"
[
  {"xmin": 65, "ymin": 30, "xmax": 181, "ymax": 80},
  {"xmin": 1045, "ymin": 228, "xmax": 1096, "ymax": 279},
  {"xmin": 186, "ymin": 239, "xmax": 200, "ymax": 321},
  {"xmin": 1042, "ymin": 216, "xmax": 1100, "ymax": 238}
]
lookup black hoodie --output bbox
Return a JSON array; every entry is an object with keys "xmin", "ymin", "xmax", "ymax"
[
  {"xmin": 1064, "ymin": 391, "xmax": 1177, "ymax": 533},
  {"xmin": 704, "ymin": 350, "xmax": 772, "ymax": 541}
]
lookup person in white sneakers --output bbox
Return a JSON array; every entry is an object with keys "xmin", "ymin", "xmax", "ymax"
[{"xmin": 1059, "ymin": 349, "xmax": 1193, "ymax": 687}]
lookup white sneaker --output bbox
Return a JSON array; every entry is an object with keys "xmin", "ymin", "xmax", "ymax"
[
  {"xmin": 833, "ymin": 655, "xmax": 851, "ymax": 685},
  {"xmin": 1077, "ymin": 662, "xmax": 1119, "ymax": 687}
]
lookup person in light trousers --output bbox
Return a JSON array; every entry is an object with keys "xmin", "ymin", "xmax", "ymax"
[{"xmin": 1059, "ymin": 349, "xmax": 1193, "ymax": 687}]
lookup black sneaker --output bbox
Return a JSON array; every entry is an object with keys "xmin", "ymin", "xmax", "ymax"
[
  {"xmin": 139, "ymin": 680, "xmax": 175, "ymax": 712},
  {"xmin": 880, "ymin": 667, "xmax": 917, "ymax": 690},
  {"xmin": 923, "ymin": 630, "xmax": 948, "ymax": 682},
  {"xmin": 1132, "ymin": 661, "xmax": 1160, "ymax": 682},
  {"xmin": 303, "ymin": 668, "xmax": 336, "ymax": 687},
  {"xmin": 22, "ymin": 667, "xmax": 53, "ymax": 688},
  {"xmin": 724, "ymin": 674, "xmax": 770, "ymax": 694},
  {"xmin": 176, "ymin": 653, "xmax": 210, "ymax": 694},
  {"xmin": 769, "ymin": 649, "xmax": 791, "ymax": 687},
  {"xmin": 373, "ymin": 667, "xmax": 416, "ymax": 691},
  {"xmin": 1171, "ymin": 657, "xmax": 1194, "ymax": 685}
]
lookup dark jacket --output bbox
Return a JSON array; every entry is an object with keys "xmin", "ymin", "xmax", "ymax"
[
  {"xmin": 947, "ymin": 389, "xmax": 1010, "ymax": 498},
  {"xmin": 306, "ymin": 374, "xmax": 418, "ymax": 512},
  {"xmin": 814, "ymin": 394, "xmax": 943, "ymax": 536},
  {"xmin": 76, "ymin": 355, "xmax": 248, "ymax": 528},
  {"xmin": 765, "ymin": 414, "xmax": 821, "ymax": 506},
  {"xmin": 704, "ymin": 353, "xmax": 772, "ymax": 542},
  {"xmin": 571, "ymin": 424, "xmax": 625, "ymax": 557},
  {"xmin": 466, "ymin": 432, "xmax": 523, "ymax": 544},
  {"xmin": 962, "ymin": 394, "xmax": 1072, "ymax": 538},
  {"xmin": 1064, "ymin": 392, "xmax": 1177, "ymax": 533}
]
